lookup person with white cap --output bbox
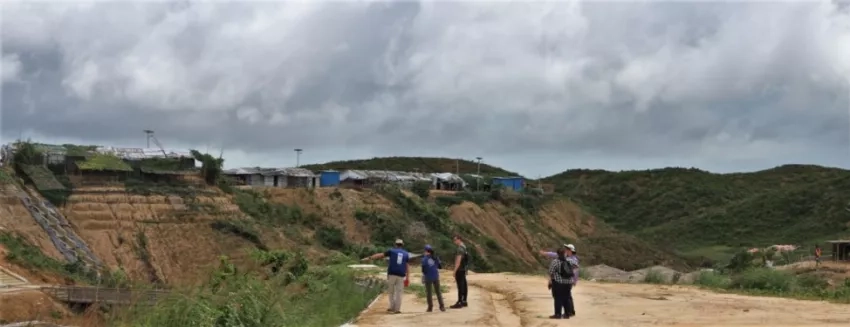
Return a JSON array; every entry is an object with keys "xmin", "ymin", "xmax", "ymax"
[
  {"xmin": 539, "ymin": 244, "xmax": 580, "ymax": 284},
  {"xmin": 361, "ymin": 238, "xmax": 410, "ymax": 314}
]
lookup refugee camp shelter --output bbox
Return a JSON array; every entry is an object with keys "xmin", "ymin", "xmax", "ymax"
[
  {"xmin": 222, "ymin": 167, "xmax": 273, "ymax": 186},
  {"xmin": 268, "ymin": 167, "xmax": 318, "ymax": 188},
  {"xmin": 339, "ymin": 170, "xmax": 431, "ymax": 188},
  {"xmin": 492, "ymin": 176, "xmax": 525, "ymax": 191},
  {"xmin": 431, "ymin": 173, "xmax": 466, "ymax": 190},
  {"xmin": 826, "ymin": 240, "xmax": 850, "ymax": 262},
  {"xmin": 320, "ymin": 170, "xmax": 341, "ymax": 187},
  {"xmin": 69, "ymin": 153, "xmax": 134, "ymax": 185},
  {"xmin": 223, "ymin": 167, "xmax": 318, "ymax": 188}
]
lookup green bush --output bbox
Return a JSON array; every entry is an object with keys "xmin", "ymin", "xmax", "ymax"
[
  {"xmin": 316, "ymin": 226, "xmax": 347, "ymax": 250},
  {"xmin": 455, "ymin": 191, "xmax": 489, "ymax": 206},
  {"xmin": 694, "ymin": 271, "xmax": 729, "ymax": 288},
  {"xmin": 435, "ymin": 196, "xmax": 464, "ymax": 207},
  {"xmin": 233, "ymin": 189, "xmax": 308, "ymax": 225},
  {"xmin": 412, "ymin": 181, "xmax": 431, "ymax": 199},
  {"xmin": 729, "ymin": 269, "xmax": 794, "ymax": 292},
  {"xmin": 643, "ymin": 269, "xmax": 665, "ymax": 284}
]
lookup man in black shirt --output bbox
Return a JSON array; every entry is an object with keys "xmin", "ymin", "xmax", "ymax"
[{"xmin": 450, "ymin": 234, "xmax": 469, "ymax": 309}]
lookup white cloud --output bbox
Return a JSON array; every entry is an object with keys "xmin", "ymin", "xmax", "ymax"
[{"xmin": 2, "ymin": 1, "xmax": 850, "ymax": 176}]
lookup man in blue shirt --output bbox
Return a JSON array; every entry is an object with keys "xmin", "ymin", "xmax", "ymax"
[
  {"xmin": 362, "ymin": 239, "xmax": 410, "ymax": 314},
  {"xmin": 422, "ymin": 244, "xmax": 446, "ymax": 312}
]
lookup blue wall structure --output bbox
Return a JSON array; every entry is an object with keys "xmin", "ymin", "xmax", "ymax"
[
  {"xmin": 320, "ymin": 170, "xmax": 341, "ymax": 187},
  {"xmin": 492, "ymin": 177, "xmax": 524, "ymax": 191}
]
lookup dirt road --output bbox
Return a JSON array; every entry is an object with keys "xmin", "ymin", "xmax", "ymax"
[{"xmin": 350, "ymin": 272, "xmax": 850, "ymax": 327}]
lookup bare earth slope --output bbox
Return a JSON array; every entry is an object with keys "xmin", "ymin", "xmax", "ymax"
[
  {"xmin": 60, "ymin": 185, "xmax": 256, "ymax": 284},
  {"xmin": 353, "ymin": 273, "xmax": 850, "ymax": 327}
]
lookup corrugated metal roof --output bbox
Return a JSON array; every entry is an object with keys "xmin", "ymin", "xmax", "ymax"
[
  {"xmin": 340, "ymin": 170, "xmax": 431, "ymax": 182},
  {"xmin": 223, "ymin": 167, "xmax": 316, "ymax": 177},
  {"xmin": 95, "ymin": 146, "xmax": 193, "ymax": 160},
  {"xmin": 265, "ymin": 167, "xmax": 316, "ymax": 177},
  {"xmin": 340, "ymin": 170, "xmax": 466, "ymax": 185}
]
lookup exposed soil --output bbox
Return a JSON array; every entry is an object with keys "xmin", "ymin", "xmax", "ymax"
[
  {"xmin": 351, "ymin": 272, "xmax": 850, "ymax": 327},
  {"xmin": 0, "ymin": 185, "xmax": 64, "ymax": 262},
  {"xmin": 58, "ymin": 185, "xmax": 257, "ymax": 285},
  {"xmin": 261, "ymin": 187, "xmax": 400, "ymax": 244},
  {"xmin": 0, "ymin": 289, "xmax": 103, "ymax": 327}
]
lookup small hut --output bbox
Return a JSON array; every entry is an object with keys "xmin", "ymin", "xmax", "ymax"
[
  {"xmin": 69, "ymin": 153, "xmax": 133, "ymax": 186},
  {"xmin": 826, "ymin": 240, "xmax": 850, "ymax": 262}
]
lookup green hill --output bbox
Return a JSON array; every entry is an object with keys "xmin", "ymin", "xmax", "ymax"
[
  {"xmin": 302, "ymin": 157, "xmax": 520, "ymax": 176},
  {"xmin": 544, "ymin": 164, "xmax": 850, "ymax": 259}
]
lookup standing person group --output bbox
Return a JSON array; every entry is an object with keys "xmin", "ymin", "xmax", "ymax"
[
  {"xmin": 361, "ymin": 236, "xmax": 470, "ymax": 314},
  {"xmin": 540, "ymin": 243, "xmax": 579, "ymax": 319},
  {"xmin": 362, "ymin": 239, "xmax": 410, "ymax": 314}
]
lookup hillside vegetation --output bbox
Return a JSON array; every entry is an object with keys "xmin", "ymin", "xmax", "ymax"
[
  {"xmin": 301, "ymin": 157, "xmax": 519, "ymax": 176},
  {"xmin": 545, "ymin": 164, "xmax": 850, "ymax": 258}
]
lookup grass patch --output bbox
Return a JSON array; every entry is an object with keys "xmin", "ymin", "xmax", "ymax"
[
  {"xmin": 693, "ymin": 268, "xmax": 850, "ymax": 303},
  {"xmin": 232, "ymin": 189, "xmax": 311, "ymax": 225},
  {"xmin": 112, "ymin": 256, "xmax": 382, "ymax": 327},
  {"xmin": 0, "ymin": 232, "xmax": 122, "ymax": 285},
  {"xmin": 76, "ymin": 153, "xmax": 132, "ymax": 171},
  {"xmin": 643, "ymin": 269, "xmax": 665, "ymax": 284}
]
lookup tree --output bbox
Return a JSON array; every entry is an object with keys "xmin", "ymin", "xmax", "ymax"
[{"xmin": 190, "ymin": 150, "xmax": 224, "ymax": 185}]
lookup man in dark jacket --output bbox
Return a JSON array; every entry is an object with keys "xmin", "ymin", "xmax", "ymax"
[{"xmin": 449, "ymin": 235, "xmax": 470, "ymax": 309}]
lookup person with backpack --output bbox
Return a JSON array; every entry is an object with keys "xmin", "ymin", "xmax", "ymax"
[
  {"xmin": 547, "ymin": 248, "xmax": 574, "ymax": 319},
  {"xmin": 361, "ymin": 238, "xmax": 410, "ymax": 314},
  {"xmin": 422, "ymin": 244, "xmax": 446, "ymax": 312},
  {"xmin": 539, "ymin": 243, "xmax": 580, "ymax": 288}
]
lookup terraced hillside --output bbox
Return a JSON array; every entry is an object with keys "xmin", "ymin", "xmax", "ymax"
[
  {"xmin": 545, "ymin": 164, "xmax": 850, "ymax": 260},
  {"xmin": 59, "ymin": 183, "xmax": 257, "ymax": 284},
  {"xmin": 2, "ymin": 157, "xmax": 690, "ymax": 292}
]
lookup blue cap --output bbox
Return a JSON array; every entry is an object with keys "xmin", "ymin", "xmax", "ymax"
[{"xmin": 424, "ymin": 244, "xmax": 433, "ymax": 251}]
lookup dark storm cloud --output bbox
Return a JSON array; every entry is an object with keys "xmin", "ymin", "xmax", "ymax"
[{"xmin": 2, "ymin": 0, "xmax": 850, "ymax": 175}]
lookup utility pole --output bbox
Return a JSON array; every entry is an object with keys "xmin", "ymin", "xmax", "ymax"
[
  {"xmin": 294, "ymin": 148, "xmax": 302, "ymax": 167},
  {"xmin": 144, "ymin": 130, "xmax": 154, "ymax": 148},
  {"xmin": 476, "ymin": 157, "xmax": 482, "ymax": 191}
]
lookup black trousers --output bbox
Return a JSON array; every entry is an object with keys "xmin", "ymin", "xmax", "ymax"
[
  {"xmin": 455, "ymin": 270, "xmax": 468, "ymax": 303},
  {"xmin": 551, "ymin": 282, "xmax": 573, "ymax": 316}
]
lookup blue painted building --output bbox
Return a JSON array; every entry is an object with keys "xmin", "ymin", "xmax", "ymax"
[
  {"xmin": 319, "ymin": 170, "xmax": 341, "ymax": 187},
  {"xmin": 491, "ymin": 177, "xmax": 524, "ymax": 191}
]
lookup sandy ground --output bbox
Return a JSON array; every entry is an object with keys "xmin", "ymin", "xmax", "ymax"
[{"xmin": 351, "ymin": 272, "xmax": 850, "ymax": 327}]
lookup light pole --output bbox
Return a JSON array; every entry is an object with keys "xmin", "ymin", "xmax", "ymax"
[
  {"xmin": 475, "ymin": 157, "xmax": 482, "ymax": 191},
  {"xmin": 144, "ymin": 130, "xmax": 154, "ymax": 148},
  {"xmin": 294, "ymin": 149, "xmax": 303, "ymax": 167}
]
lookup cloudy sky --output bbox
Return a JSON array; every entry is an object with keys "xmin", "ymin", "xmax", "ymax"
[{"xmin": 2, "ymin": 0, "xmax": 850, "ymax": 177}]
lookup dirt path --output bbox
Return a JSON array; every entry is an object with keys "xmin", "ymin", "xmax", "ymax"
[{"xmin": 350, "ymin": 272, "xmax": 850, "ymax": 327}]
